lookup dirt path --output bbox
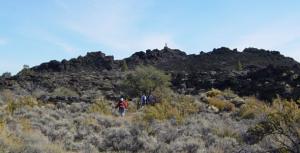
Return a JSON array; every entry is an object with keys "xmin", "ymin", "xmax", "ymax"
[{"xmin": 110, "ymin": 109, "xmax": 140, "ymax": 122}]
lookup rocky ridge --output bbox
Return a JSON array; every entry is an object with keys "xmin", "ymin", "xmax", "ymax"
[{"xmin": 1, "ymin": 47, "xmax": 300, "ymax": 102}]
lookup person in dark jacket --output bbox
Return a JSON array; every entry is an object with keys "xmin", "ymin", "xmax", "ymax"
[{"xmin": 141, "ymin": 94, "xmax": 147, "ymax": 107}]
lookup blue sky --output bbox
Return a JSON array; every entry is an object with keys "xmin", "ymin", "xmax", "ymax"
[{"xmin": 0, "ymin": 0, "xmax": 300, "ymax": 74}]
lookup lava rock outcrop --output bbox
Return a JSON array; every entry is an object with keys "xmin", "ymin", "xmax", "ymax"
[{"xmin": 1, "ymin": 47, "xmax": 300, "ymax": 102}]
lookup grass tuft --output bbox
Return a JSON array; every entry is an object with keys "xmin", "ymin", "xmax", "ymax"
[
  {"xmin": 208, "ymin": 97, "xmax": 235, "ymax": 112},
  {"xmin": 89, "ymin": 97, "xmax": 111, "ymax": 115}
]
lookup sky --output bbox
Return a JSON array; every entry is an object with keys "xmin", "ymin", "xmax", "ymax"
[{"xmin": 0, "ymin": 0, "xmax": 300, "ymax": 74}]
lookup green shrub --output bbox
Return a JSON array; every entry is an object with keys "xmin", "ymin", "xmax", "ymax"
[
  {"xmin": 151, "ymin": 87, "xmax": 173, "ymax": 103},
  {"xmin": 122, "ymin": 66, "xmax": 171, "ymax": 97},
  {"xmin": 236, "ymin": 60, "xmax": 243, "ymax": 71}
]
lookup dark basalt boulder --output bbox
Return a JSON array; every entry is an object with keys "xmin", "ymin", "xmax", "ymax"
[
  {"xmin": 126, "ymin": 47, "xmax": 187, "ymax": 69},
  {"xmin": 31, "ymin": 51, "xmax": 115, "ymax": 72},
  {"xmin": 1, "ymin": 47, "xmax": 300, "ymax": 103},
  {"xmin": 172, "ymin": 65, "xmax": 300, "ymax": 102},
  {"xmin": 37, "ymin": 60, "xmax": 63, "ymax": 72},
  {"xmin": 211, "ymin": 47, "xmax": 238, "ymax": 54}
]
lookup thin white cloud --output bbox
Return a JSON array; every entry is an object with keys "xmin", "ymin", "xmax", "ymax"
[
  {"xmin": 0, "ymin": 37, "xmax": 7, "ymax": 45},
  {"xmin": 53, "ymin": 41, "xmax": 76, "ymax": 54},
  {"xmin": 57, "ymin": 0, "xmax": 179, "ymax": 58},
  {"xmin": 228, "ymin": 18, "xmax": 300, "ymax": 63},
  {"xmin": 281, "ymin": 43, "xmax": 300, "ymax": 62},
  {"xmin": 53, "ymin": 0, "xmax": 69, "ymax": 11},
  {"xmin": 289, "ymin": 51, "xmax": 300, "ymax": 62},
  {"xmin": 23, "ymin": 27, "xmax": 78, "ymax": 54},
  {"xmin": 137, "ymin": 34, "xmax": 180, "ymax": 50},
  {"xmin": 41, "ymin": 33, "xmax": 77, "ymax": 54},
  {"xmin": 0, "ymin": 59, "xmax": 20, "ymax": 75},
  {"xmin": 232, "ymin": 19, "xmax": 300, "ymax": 53}
]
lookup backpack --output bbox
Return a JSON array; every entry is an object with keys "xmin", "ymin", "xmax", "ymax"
[{"xmin": 124, "ymin": 100, "xmax": 129, "ymax": 109}]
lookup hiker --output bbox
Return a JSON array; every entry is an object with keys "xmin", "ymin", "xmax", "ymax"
[
  {"xmin": 115, "ymin": 98, "xmax": 128, "ymax": 117},
  {"xmin": 148, "ymin": 94, "xmax": 156, "ymax": 105},
  {"xmin": 141, "ymin": 94, "xmax": 147, "ymax": 107}
]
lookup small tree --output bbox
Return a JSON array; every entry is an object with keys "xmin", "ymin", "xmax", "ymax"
[
  {"xmin": 236, "ymin": 60, "xmax": 243, "ymax": 71},
  {"xmin": 18, "ymin": 64, "xmax": 34, "ymax": 76},
  {"xmin": 122, "ymin": 66, "xmax": 171, "ymax": 97},
  {"xmin": 121, "ymin": 60, "xmax": 128, "ymax": 72}
]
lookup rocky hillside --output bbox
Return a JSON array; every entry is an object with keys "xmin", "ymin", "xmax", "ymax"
[
  {"xmin": 1, "ymin": 47, "xmax": 300, "ymax": 102},
  {"xmin": 0, "ymin": 47, "xmax": 299, "ymax": 153}
]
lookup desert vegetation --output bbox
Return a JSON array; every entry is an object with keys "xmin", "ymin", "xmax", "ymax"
[
  {"xmin": 122, "ymin": 65, "xmax": 171, "ymax": 97},
  {"xmin": 246, "ymin": 98, "xmax": 300, "ymax": 152},
  {"xmin": 0, "ymin": 66, "xmax": 299, "ymax": 153},
  {"xmin": 141, "ymin": 89, "xmax": 199, "ymax": 124},
  {"xmin": 0, "ymin": 89, "xmax": 299, "ymax": 152}
]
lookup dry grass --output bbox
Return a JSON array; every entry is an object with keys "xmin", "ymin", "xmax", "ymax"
[
  {"xmin": 208, "ymin": 97, "xmax": 235, "ymax": 112},
  {"xmin": 52, "ymin": 87, "xmax": 79, "ymax": 97},
  {"xmin": 0, "ymin": 118, "xmax": 25, "ymax": 152},
  {"xmin": 19, "ymin": 96, "xmax": 39, "ymax": 108},
  {"xmin": 1, "ymin": 90, "xmax": 40, "ymax": 114},
  {"xmin": 89, "ymin": 97, "xmax": 112, "ymax": 115},
  {"xmin": 142, "ymin": 91, "xmax": 199, "ymax": 124},
  {"xmin": 238, "ymin": 97, "xmax": 268, "ymax": 119},
  {"xmin": 0, "ymin": 115, "xmax": 72, "ymax": 153},
  {"xmin": 247, "ymin": 98, "xmax": 300, "ymax": 152},
  {"xmin": 176, "ymin": 95, "xmax": 199, "ymax": 117},
  {"xmin": 143, "ymin": 99, "xmax": 181, "ymax": 122},
  {"xmin": 222, "ymin": 88, "xmax": 238, "ymax": 98},
  {"xmin": 212, "ymin": 126, "xmax": 242, "ymax": 142},
  {"xmin": 206, "ymin": 88, "xmax": 222, "ymax": 98},
  {"xmin": 20, "ymin": 118, "xmax": 32, "ymax": 132},
  {"xmin": 42, "ymin": 143, "xmax": 72, "ymax": 153},
  {"xmin": 83, "ymin": 116, "xmax": 98, "ymax": 126}
]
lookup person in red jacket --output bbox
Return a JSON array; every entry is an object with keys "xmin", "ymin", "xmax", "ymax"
[{"xmin": 115, "ymin": 98, "xmax": 128, "ymax": 117}]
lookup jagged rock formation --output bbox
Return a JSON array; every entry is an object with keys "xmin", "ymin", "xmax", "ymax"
[
  {"xmin": 1, "ymin": 47, "xmax": 300, "ymax": 102},
  {"xmin": 126, "ymin": 47, "xmax": 296, "ymax": 72},
  {"xmin": 32, "ymin": 52, "xmax": 116, "ymax": 72}
]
